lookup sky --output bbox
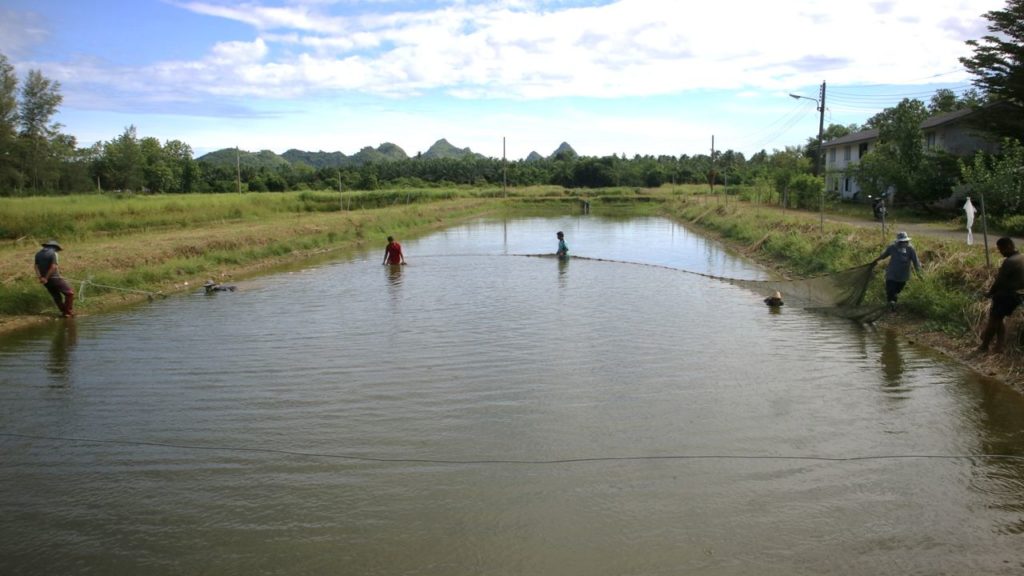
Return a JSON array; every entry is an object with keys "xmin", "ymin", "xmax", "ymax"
[{"xmin": 0, "ymin": 0, "xmax": 1004, "ymax": 160}]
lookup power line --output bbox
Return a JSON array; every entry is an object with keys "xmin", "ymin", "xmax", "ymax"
[{"xmin": 743, "ymin": 100, "xmax": 818, "ymax": 152}]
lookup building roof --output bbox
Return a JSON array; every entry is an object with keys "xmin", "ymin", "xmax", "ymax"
[
  {"xmin": 823, "ymin": 128, "xmax": 878, "ymax": 148},
  {"xmin": 822, "ymin": 107, "xmax": 981, "ymax": 150},
  {"xmin": 921, "ymin": 107, "xmax": 974, "ymax": 129}
]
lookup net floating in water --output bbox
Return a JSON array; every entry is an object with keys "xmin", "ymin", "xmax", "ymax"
[{"xmin": 708, "ymin": 262, "xmax": 884, "ymax": 323}]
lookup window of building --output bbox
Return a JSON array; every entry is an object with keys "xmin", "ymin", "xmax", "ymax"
[
  {"xmin": 925, "ymin": 132, "xmax": 936, "ymax": 149},
  {"xmin": 858, "ymin": 142, "xmax": 869, "ymax": 158},
  {"xmin": 844, "ymin": 146, "xmax": 851, "ymax": 161},
  {"xmin": 829, "ymin": 148, "xmax": 836, "ymax": 163}
]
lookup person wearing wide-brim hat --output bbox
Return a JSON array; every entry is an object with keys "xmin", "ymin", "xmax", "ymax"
[
  {"xmin": 764, "ymin": 290, "xmax": 784, "ymax": 307},
  {"xmin": 872, "ymin": 231, "xmax": 922, "ymax": 311},
  {"xmin": 34, "ymin": 239, "xmax": 75, "ymax": 317}
]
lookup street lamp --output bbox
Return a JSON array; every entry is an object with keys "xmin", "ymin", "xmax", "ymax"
[{"xmin": 790, "ymin": 82, "xmax": 827, "ymax": 231}]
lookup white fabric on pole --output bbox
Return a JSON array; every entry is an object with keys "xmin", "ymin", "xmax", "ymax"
[{"xmin": 964, "ymin": 197, "xmax": 976, "ymax": 245}]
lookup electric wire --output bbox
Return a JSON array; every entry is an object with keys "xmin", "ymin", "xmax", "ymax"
[{"xmin": 3, "ymin": 433, "xmax": 1022, "ymax": 466}]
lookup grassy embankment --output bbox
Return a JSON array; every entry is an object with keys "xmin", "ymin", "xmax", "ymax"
[{"xmin": 658, "ymin": 195, "xmax": 1023, "ymax": 387}]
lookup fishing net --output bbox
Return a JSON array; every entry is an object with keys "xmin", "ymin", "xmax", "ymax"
[
  {"xmin": 711, "ymin": 262, "xmax": 885, "ymax": 323},
  {"xmin": 709, "ymin": 262, "xmax": 875, "ymax": 304},
  {"xmin": 530, "ymin": 255, "xmax": 884, "ymax": 323}
]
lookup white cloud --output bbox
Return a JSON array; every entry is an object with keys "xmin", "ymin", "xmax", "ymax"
[
  {"xmin": 151, "ymin": 0, "xmax": 1001, "ymax": 101},
  {"xmin": 0, "ymin": 8, "xmax": 49, "ymax": 60},
  {"xmin": 28, "ymin": 0, "xmax": 1009, "ymax": 157}
]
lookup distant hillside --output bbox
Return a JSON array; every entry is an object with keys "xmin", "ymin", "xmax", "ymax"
[
  {"xmin": 549, "ymin": 142, "xmax": 577, "ymax": 159},
  {"xmin": 198, "ymin": 139, "xmax": 571, "ymax": 169},
  {"xmin": 281, "ymin": 149, "xmax": 349, "ymax": 169},
  {"xmin": 421, "ymin": 138, "xmax": 482, "ymax": 160},
  {"xmin": 199, "ymin": 148, "xmax": 291, "ymax": 170}
]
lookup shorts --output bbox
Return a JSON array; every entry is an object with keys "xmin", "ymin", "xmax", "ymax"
[{"xmin": 990, "ymin": 292, "xmax": 1022, "ymax": 319}]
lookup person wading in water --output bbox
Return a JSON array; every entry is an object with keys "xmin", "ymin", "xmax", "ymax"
[
  {"xmin": 556, "ymin": 231, "xmax": 569, "ymax": 259},
  {"xmin": 383, "ymin": 236, "xmax": 406, "ymax": 266}
]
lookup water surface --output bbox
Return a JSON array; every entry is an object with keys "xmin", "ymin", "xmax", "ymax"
[{"xmin": 2, "ymin": 216, "xmax": 1023, "ymax": 575}]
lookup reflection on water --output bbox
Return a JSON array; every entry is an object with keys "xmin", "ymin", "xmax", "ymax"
[
  {"xmin": 880, "ymin": 329, "xmax": 906, "ymax": 388},
  {"xmin": 2, "ymin": 215, "xmax": 1024, "ymax": 575},
  {"xmin": 46, "ymin": 320, "xmax": 76, "ymax": 386}
]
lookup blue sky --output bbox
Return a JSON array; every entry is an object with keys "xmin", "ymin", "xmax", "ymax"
[{"xmin": 0, "ymin": 0, "xmax": 1002, "ymax": 160}]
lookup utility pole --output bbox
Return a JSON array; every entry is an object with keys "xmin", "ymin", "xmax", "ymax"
[
  {"xmin": 710, "ymin": 135, "xmax": 715, "ymax": 198},
  {"xmin": 502, "ymin": 137, "xmax": 507, "ymax": 198},
  {"xmin": 817, "ymin": 81, "xmax": 826, "ymax": 231},
  {"xmin": 789, "ymin": 80, "xmax": 827, "ymax": 229},
  {"xmin": 236, "ymin": 147, "xmax": 241, "ymax": 195}
]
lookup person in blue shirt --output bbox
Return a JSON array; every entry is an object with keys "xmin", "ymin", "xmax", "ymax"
[
  {"xmin": 556, "ymin": 231, "xmax": 569, "ymax": 259},
  {"xmin": 873, "ymin": 231, "xmax": 923, "ymax": 311}
]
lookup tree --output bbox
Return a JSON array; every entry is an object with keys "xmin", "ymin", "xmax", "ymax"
[
  {"xmin": 103, "ymin": 125, "xmax": 144, "ymax": 191},
  {"xmin": 18, "ymin": 69, "xmax": 63, "ymax": 191},
  {"xmin": 960, "ymin": 137, "xmax": 1024, "ymax": 218},
  {"xmin": 859, "ymin": 99, "xmax": 930, "ymax": 204},
  {"xmin": 767, "ymin": 146, "xmax": 811, "ymax": 207},
  {"xmin": 959, "ymin": 0, "xmax": 1024, "ymax": 140},
  {"xmin": 0, "ymin": 53, "xmax": 19, "ymax": 191},
  {"xmin": 163, "ymin": 139, "xmax": 195, "ymax": 192},
  {"xmin": 928, "ymin": 88, "xmax": 987, "ymax": 115}
]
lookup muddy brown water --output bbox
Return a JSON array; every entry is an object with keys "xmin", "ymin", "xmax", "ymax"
[{"xmin": 2, "ymin": 216, "xmax": 1023, "ymax": 575}]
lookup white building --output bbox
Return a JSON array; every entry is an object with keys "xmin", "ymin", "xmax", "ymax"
[{"xmin": 823, "ymin": 107, "xmax": 1002, "ymax": 200}]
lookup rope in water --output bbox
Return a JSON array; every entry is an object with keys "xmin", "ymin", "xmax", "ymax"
[
  {"xmin": 63, "ymin": 277, "xmax": 165, "ymax": 300},
  {"xmin": 3, "ymin": 433, "xmax": 1022, "ymax": 466}
]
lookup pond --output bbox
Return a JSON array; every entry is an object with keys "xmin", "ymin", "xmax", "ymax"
[{"xmin": 2, "ymin": 215, "xmax": 1023, "ymax": 575}]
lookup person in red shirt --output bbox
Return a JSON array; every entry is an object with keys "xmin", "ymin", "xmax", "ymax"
[{"xmin": 383, "ymin": 236, "xmax": 406, "ymax": 266}]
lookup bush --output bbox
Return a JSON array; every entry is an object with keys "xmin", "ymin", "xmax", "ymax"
[
  {"xmin": 997, "ymin": 214, "xmax": 1024, "ymax": 237},
  {"xmin": 788, "ymin": 174, "xmax": 824, "ymax": 210}
]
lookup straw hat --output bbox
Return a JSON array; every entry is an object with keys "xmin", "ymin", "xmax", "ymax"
[
  {"xmin": 41, "ymin": 240, "xmax": 62, "ymax": 251},
  {"xmin": 895, "ymin": 231, "xmax": 911, "ymax": 242}
]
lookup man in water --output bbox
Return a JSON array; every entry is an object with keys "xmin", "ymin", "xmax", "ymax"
[
  {"xmin": 764, "ymin": 291, "xmax": 784, "ymax": 307},
  {"xmin": 873, "ymin": 231, "xmax": 922, "ymax": 311},
  {"xmin": 977, "ymin": 237, "xmax": 1024, "ymax": 354},
  {"xmin": 34, "ymin": 239, "xmax": 75, "ymax": 317},
  {"xmin": 556, "ymin": 231, "xmax": 569, "ymax": 259},
  {"xmin": 383, "ymin": 236, "xmax": 406, "ymax": 266}
]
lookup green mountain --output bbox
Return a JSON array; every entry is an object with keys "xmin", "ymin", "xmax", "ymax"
[
  {"xmin": 281, "ymin": 149, "xmax": 349, "ymax": 169},
  {"xmin": 549, "ymin": 142, "xmax": 577, "ymax": 160},
  {"xmin": 199, "ymin": 148, "xmax": 291, "ymax": 170},
  {"xmin": 196, "ymin": 139, "xmax": 560, "ymax": 168},
  {"xmin": 421, "ymin": 138, "xmax": 482, "ymax": 160}
]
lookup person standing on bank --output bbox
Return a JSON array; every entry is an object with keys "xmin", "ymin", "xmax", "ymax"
[
  {"xmin": 873, "ymin": 231, "xmax": 922, "ymax": 311},
  {"xmin": 383, "ymin": 236, "xmax": 406, "ymax": 266},
  {"xmin": 556, "ymin": 231, "xmax": 569, "ymax": 259},
  {"xmin": 977, "ymin": 237, "xmax": 1024, "ymax": 354},
  {"xmin": 34, "ymin": 240, "xmax": 75, "ymax": 317}
]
